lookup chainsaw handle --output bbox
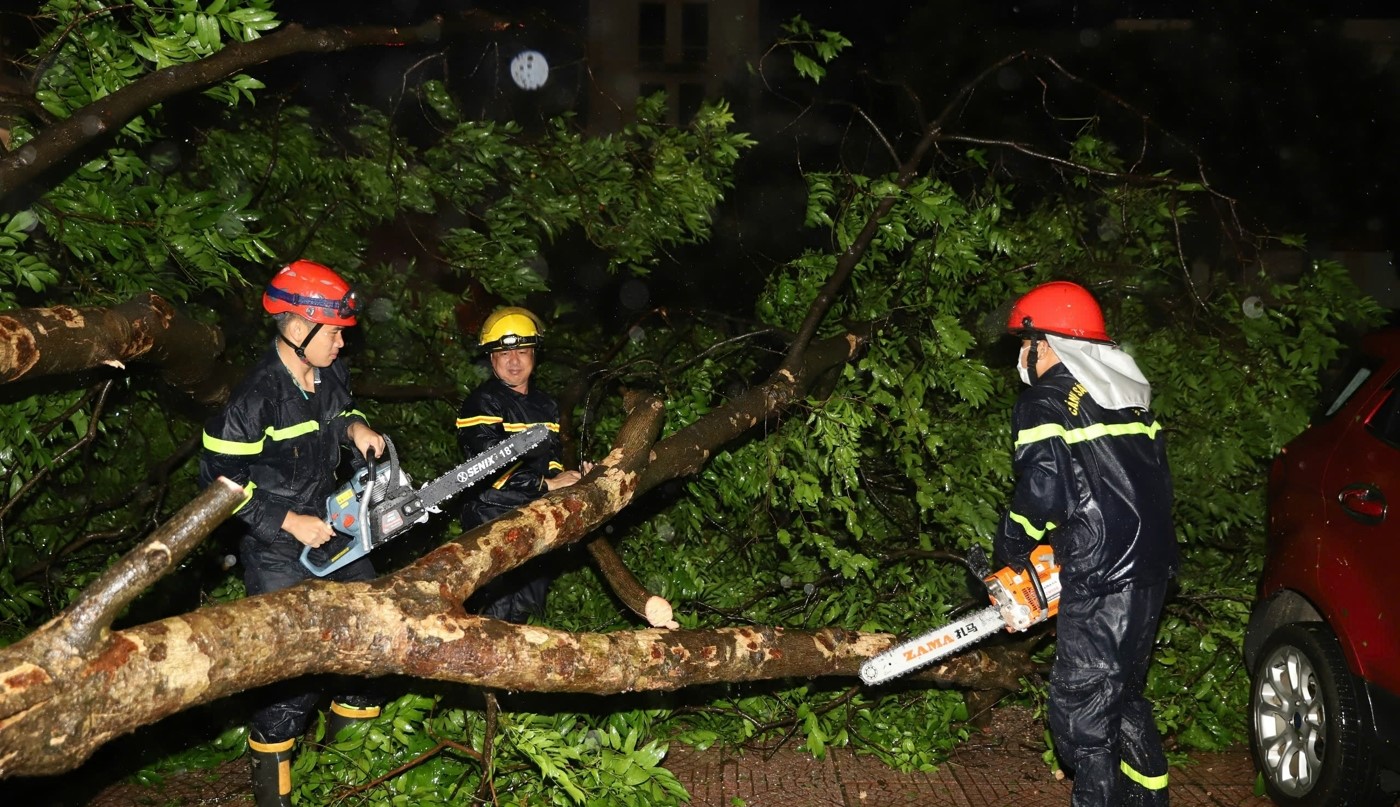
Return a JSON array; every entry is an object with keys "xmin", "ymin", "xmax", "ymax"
[
  {"xmin": 1005, "ymin": 546, "xmax": 1051, "ymax": 612},
  {"xmin": 299, "ymin": 539, "xmax": 363, "ymax": 578}
]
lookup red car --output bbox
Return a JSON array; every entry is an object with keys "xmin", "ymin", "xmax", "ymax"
[{"xmin": 1246, "ymin": 327, "xmax": 1400, "ymax": 805}]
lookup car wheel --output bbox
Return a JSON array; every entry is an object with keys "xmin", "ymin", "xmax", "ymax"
[{"xmin": 1249, "ymin": 622, "xmax": 1383, "ymax": 806}]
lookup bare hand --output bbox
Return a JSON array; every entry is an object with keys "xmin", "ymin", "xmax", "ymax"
[
  {"xmin": 544, "ymin": 469, "xmax": 583, "ymax": 491},
  {"xmin": 283, "ymin": 511, "xmax": 334, "ymax": 548},
  {"xmin": 347, "ymin": 422, "xmax": 386, "ymax": 461}
]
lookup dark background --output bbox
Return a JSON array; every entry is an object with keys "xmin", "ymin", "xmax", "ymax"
[{"xmin": 260, "ymin": 1, "xmax": 1399, "ymax": 321}]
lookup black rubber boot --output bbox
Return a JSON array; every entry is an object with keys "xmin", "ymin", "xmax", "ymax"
[
  {"xmin": 248, "ymin": 732, "xmax": 295, "ymax": 807},
  {"xmin": 324, "ymin": 700, "xmax": 381, "ymax": 743}
]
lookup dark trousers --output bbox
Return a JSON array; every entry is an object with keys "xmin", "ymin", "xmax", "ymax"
[
  {"xmin": 242, "ymin": 537, "xmax": 379, "ymax": 743},
  {"xmin": 1049, "ymin": 582, "xmax": 1170, "ymax": 807}
]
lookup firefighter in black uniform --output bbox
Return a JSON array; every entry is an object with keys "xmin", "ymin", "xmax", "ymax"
[
  {"xmin": 199, "ymin": 260, "xmax": 386, "ymax": 807},
  {"xmin": 456, "ymin": 306, "xmax": 589, "ymax": 623},
  {"xmin": 996, "ymin": 281, "xmax": 1177, "ymax": 807}
]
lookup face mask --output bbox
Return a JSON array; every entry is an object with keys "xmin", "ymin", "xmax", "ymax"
[{"xmin": 1017, "ymin": 345, "xmax": 1032, "ymax": 386}]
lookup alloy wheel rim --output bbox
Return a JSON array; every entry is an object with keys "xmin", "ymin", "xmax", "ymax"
[{"xmin": 1254, "ymin": 643, "xmax": 1326, "ymax": 797}]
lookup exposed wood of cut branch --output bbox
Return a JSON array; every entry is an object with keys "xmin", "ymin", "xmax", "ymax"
[
  {"xmin": 0, "ymin": 293, "xmax": 230, "ymax": 404},
  {"xmin": 47, "ymin": 477, "xmax": 246, "ymax": 659}
]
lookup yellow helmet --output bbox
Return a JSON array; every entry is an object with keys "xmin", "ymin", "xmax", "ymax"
[{"xmin": 479, "ymin": 306, "xmax": 543, "ymax": 352}]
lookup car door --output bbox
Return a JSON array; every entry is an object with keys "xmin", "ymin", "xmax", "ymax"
[{"xmin": 1317, "ymin": 373, "xmax": 1400, "ymax": 695}]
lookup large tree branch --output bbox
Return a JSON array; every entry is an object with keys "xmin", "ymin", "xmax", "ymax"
[
  {"xmin": 0, "ymin": 337, "xmax": 930, "ymax": 777},
  {"xmin": 0, "ymin": 14, "xmax": 507, "ymax": 198},
  {"xmin": 0, "ymin": 293, "xmax": 229, "ymax": 404},
  {"xmin": 41, "ymin": 478, "xmax": 245, "ymax": 660}
]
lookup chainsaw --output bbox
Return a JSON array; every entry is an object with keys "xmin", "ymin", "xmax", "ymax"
[
  {"xmin": 300, "ymin": 425, "xmax": 550, "ymax": 577},
  {"xmin": 858, "ymin": 543, "xmax": 1061, "ymax": 686}
]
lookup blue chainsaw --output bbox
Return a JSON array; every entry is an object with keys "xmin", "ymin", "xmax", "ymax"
[{"xmin": 300, "ymin": 425, "xmax": 550, "ymax": 577}]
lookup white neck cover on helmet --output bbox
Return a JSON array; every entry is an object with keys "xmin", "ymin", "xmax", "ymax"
[{"xmin": 1045, "ymin": 333, "xmax": 1152, "ymax": 410}]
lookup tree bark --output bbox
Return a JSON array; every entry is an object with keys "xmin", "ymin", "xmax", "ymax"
[{"xmin": 0, "ymin": 292, "xmax": 230, "ymax": 404}]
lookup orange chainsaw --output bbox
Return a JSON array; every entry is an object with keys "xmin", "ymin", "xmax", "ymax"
[{"xmin": 858, "ymin": 544, "xmax": 1061, "ymax": 686}]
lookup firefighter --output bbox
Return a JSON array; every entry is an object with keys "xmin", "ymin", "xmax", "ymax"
[
  {"xmin": 455, "ymin": 306, "xmax": 589, "ymax": 623},
  {"xmin": 199, "ymin": 260, "xmax": 386, "ymax": 807},
  {"xmin": 996, "ymin": 280, "xmax": 1178, "ymax": 807}
]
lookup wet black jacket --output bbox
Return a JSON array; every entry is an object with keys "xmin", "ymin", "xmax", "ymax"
[
  {"xmin": 995, "ymin": 363, "xmax": 1177, "ymax": 599},
  {"xmin": 199, "ymin": 345, "xmax": 368, "ymax": 560},
  {"xmin": 455, "ymin": 376, "xmax": 564, "ymax": 528}
]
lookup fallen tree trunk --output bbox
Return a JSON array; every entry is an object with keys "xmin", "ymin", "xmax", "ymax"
[{"xmin": 0, "ymin": 329, "xmax": 1036, "ymax": 779}]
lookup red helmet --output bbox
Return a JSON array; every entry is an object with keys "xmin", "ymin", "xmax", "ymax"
[
  {"xmin": 1006, "ymin": 281, "xmax": 1111, "ymax": 342},
  {"xmin": 262, "ymin": 260, "xmax": 358, "ymax": 326}
]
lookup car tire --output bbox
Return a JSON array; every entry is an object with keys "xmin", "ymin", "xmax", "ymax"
[{"xmin": 1248, "ymin": 622, "xmax": 1385, "ymax": 806}]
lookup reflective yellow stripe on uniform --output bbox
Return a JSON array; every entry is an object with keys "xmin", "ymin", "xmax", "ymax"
[
  {"xmin": 1014, "ymin": 419, "xmax": 1162, "ymax": 449},
  {"xmin": 232, "ymin": 480, "xmax": 257, "ymax": 514},
  {"xmin": 548, "ymin": 461, "xmax": 564, "ymax": 473},
  {"xmin": 1120, "ymin": 760, "xmax": 1168, "ymax": 790},
  {"xmin": 457, "ymin": 415, "xmax": 503, "ymax": 429},
  {"xmin": 1008, "ymin": 512, "xmax": 1056, "ymax": 540},
  {"xmin": 265, "ymin": 421, "xmax": 319, "ymax": 441},
  {"xmin": 329, "ymin": 702, "xmax": 382, "ymax": 719},
  {"xmin": 492, "ymin": 461, "xmax": 523, "ymax": 489},
  {"xmin": 203, "ymin": 431, "xmax": 263, "ymax": 456},
  {"xmin": 203, "ymin": 420, "xmax": 321, "ymax": 455},
  {"xmin": 503, "ymin": 421, "xmax": 559, "ymax": 433},
  {"xmin": 248, "ymin": 736, "xmax": 295, "ymax": 753}
]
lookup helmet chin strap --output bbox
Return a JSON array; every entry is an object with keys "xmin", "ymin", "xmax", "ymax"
[
  {"xmin": 1021, "ymin": 318, "xmax": 1042, "ymax": 385},
  {"xmin": 280, "ymin": 321, "xmax": 323, "ymax": 364}
]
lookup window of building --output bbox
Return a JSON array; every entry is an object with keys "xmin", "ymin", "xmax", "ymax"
[
  {"xmin": 681, "ymin": 3, "xmax": 709, "ymax": 64},
  {"xmin": 639, "ymin": 2, "xmax": 666, "ymax": 63}
]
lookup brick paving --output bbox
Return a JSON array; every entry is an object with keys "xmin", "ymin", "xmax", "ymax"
[
  {"xmin": 72, "ymin": 723, "xmax": 1278, "ymax": 806},
  {"xmin": 663, "ymin": 744, "xmax": 1274, "ymax": 807}
]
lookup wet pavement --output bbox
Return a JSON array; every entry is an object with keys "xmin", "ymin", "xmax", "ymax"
[{"xmin": 666, "ymin": 743, "xmax": 1272, "ymax": 807}]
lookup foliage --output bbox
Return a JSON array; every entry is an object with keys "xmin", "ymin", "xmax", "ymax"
[
  {"xmin": 0, "ymin": 1, "xmax": 1389, "ymax": 803},
  {"xmin": 294, "ymin": 694, "xmax": 687, "ymax": 806},
  {"xmin": 772, "ymin": 16, "xmax": 852, "ymax": 84},
  {"xmin": 555, "ymin": 128, "xmax": 1383, "ymax": 773}
]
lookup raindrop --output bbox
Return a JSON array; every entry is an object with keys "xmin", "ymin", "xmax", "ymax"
[
  {"xmin": 215, "ymin": 211, "xmax": 246, "ymax": 239},
  {"xmin": 15, "ymin": 145, "xmax": 36, "ymax": 167},
  {"xmin": 149, "ymin": 140, "xmax": 182, "ymax": 174},
  {"xmin": 780, "ymin": 575, "xmax": 793, "ymax": 589},
  {"xmin": 628, "ymin": 325, "xmax": 646, "ymax": 343},
  {"xmin": 1097, "ymin": 217, "xmax": 1123, "ymax": 241},
  {"xmin": 803, "ymin": 583, "xmax": 815, "ymax": 596},
  {"xmin": 996, "ymin": 67, "xmax": 1023, "ymax": 91},
  {"xmin": 619, "ymin": 278, "xmax": 650, "ymax": 311},
  {"xmin": 525, "ymin": 253, "xmax": 549, "ymax": 282},
  {"xmin": 1242, "ymin": 296, "xmax": 1265, "ymax": 319},
  {"xmin": 369, "ymin": 297, "xmax": 395, "ymax": 324},
  {"xmin": 79, "ymin": 114, "xmax": 107, "ymax": 136}
]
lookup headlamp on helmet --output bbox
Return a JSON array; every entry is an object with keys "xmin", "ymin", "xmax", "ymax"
[
  {"xmin": 262, "ymin": 260, "xmax": 358, "ymax": 327},
  {"xmin": 479, "ymin": 306, "xmax": 543, "ymax": 352}
]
